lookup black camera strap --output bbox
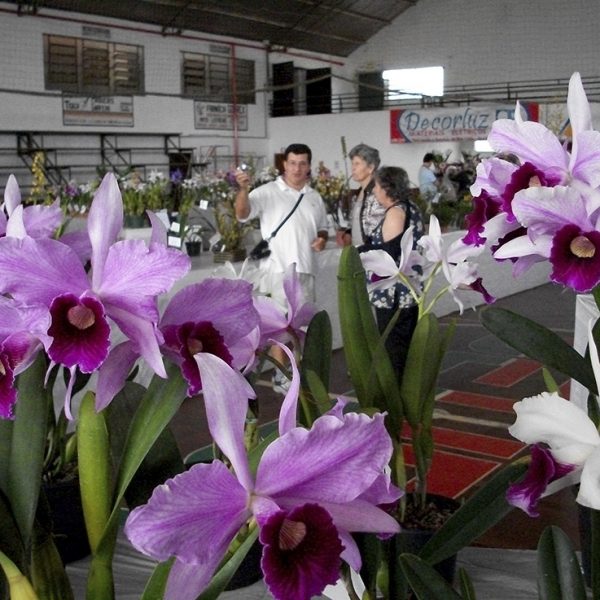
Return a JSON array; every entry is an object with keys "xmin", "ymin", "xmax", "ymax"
[{"xmin": 266, "ymin": 192, "xmax": 304, "ymax": 241}]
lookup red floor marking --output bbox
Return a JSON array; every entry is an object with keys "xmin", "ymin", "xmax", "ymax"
[
  {"xmin": 559, "ymin": 380, "xmax": 571, "ymax": 399},
  {"xmin": 401, "ymin": 424, "xmax": 524, "ymax": 459},
  {"xmin": 437, "ymin": 390, "xmax": 516, "ymax": 413},
  {"xmin": 404, "ymin": 445, "xmax": 500, "ymax": 499},
  {"xmin": 475, "ymin": 358, "xmax": 540, "ymax": 387}
]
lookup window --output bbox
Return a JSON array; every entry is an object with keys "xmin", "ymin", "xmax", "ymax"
[
  {"xmin": 44, "ymin": 35, "xmax": 144, "ymax": 94},
  {"xmin": 382, "ymin": 66, "xmax": 444, "ymax": 100},
  {"xmin": 182, "ymin": 52, "xmax": 255, "ymax": 104}
]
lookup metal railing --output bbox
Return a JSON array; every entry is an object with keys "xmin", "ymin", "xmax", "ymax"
[{"xmin": 270, "ymin": 75, "xmax": 600, "ymax": 117}]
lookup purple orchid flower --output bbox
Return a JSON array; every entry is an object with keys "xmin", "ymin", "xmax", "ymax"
[
  {"xmin": 125, "ymin": 344, "xmax": 401, "ymax": 600},
  {"xmin": 253, "ymin": 263, "xmax": 318, "ymax": 350},
  {"xmin": 95, "ymin": 276, "xmax": 259, "ymax": 410},
  {"xmin": 1, "ymin": 174, "xmax": 63, "ymax": 239},
  {"xmin": 494, "ymin": 185, "xmax": 600, "ymax": 292},
  {"xmin": 0, "ymin": 297, "xmax": 51, "ymax": 419},
  {"xmin": 506, "ymin": 443, "xmax": 575, "ymax": 517},
  {"xmin": 0, "ymin": 173, "xmax": 190, "ymax": 418}
]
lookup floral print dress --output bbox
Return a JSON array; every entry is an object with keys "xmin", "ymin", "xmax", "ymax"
[{"xmin": 365, "ymin": 200, "xmax": 425, "ymax": 309}]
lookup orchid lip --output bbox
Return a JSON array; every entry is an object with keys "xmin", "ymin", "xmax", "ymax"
[{"xmin": 278, "ymin": 519, "xmax": 307, "ymax": 550}]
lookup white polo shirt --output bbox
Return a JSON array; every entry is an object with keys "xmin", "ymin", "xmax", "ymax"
[{"xmin": 242, "ymin": 176, "xmax": 328, "ymax": 276}]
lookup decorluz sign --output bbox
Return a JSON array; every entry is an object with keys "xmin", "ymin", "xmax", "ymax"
[{"xmin": 390, "ymin": 103, "xmax": 539, "ymax": 143}]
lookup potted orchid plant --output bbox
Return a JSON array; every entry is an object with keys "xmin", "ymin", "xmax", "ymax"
[
  {"xmin": 0, "ymin": 172, "xmax": 405, "ymax": 600},
  {"xmin": 370, "ymin": 71, "xmax": 600, "ymax": 599}
]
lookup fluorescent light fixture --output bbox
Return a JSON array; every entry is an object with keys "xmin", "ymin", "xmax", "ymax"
[{"xmin": 474, "ymin": 140, "xmax": 494, "ymax": 153}]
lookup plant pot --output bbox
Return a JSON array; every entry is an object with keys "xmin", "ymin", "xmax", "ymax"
[
  {"xmin": 43, "ymin": 476, "xmax": 90, "ymax": 564},
  {"xmin": 123, "ymin": 214, "xmax": 147, "ymax": 228},
  {"xmin": 213, "ymin": 247, "xmax": 247, "ymax": 263},
  {"xmin": 397, "ymin": 494, "xmax": 459, "ymax": 580},
  {"xmin": 185, "ymin": 241, "xmax": 201, "ymax": 256}
]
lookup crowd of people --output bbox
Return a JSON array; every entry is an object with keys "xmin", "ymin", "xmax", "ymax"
[{"xmin": 234, "ymin": 141, "xmax": 427, "ymax": 391}]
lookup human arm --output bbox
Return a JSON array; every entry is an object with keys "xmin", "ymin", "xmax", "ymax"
[
  {"xmin": 381, "ymin": 205, "xmax": 406, "ymax": 242},
  {"xmin": 234, "ymin": 169, "xmax": 252, "ymax": 220}
]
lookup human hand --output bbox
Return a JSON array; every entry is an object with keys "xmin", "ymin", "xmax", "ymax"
[
  {"xmin": 311, "ymin": 236, "xmax": 327, "ymax": 252},
  {"xmin": 235, "ymin": 167, "xmax": 251, "ymax": 189}
]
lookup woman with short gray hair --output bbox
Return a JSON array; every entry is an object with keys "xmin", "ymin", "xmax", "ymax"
[{"xmin": 345, "ymin": 143, "xmax": 386, "ymax": 246}]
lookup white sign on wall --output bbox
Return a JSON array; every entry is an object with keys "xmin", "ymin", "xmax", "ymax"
[
  {"xmin": 390, "ymin": 103, "xmax": 539, "ymax": 143},
  {"xmin": 62, "ymin": 96, "xmax": 134, "ymax": 127},
  {"xmin": 194, "ymin": 102, "xmax": 248, "ymax": 131}
]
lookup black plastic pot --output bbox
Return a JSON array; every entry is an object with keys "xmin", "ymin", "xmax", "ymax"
[
  {"xmin": 43, "ymin": 477, "xmax": 90, "ymax": 564},
  {"xmin": 185, "ymin": 241, "xmax": 201, "ymax": 256}
]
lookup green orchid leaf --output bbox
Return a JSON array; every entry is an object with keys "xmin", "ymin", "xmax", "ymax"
[
  {"xmin": 401, "ymin": 313, "xmax": 441, "ymax": 427},
  {"xmin": 398, "ymin": 553, "xmax": 463, "ymax": 599},
  {"xmin": 104, "ymin": 382, "xmax": 185, "ymax": 509},
  {"xmin": 480, "ymin": 307, "xmax": 596, "ymax": 393},
  {"xmin": 92, "ymin": 364, "xmax": 188, "ymax": 592},
  {"xmin": 140, "ymin": 559, "xmax": 173, "ymax": 600},
  {"xmin": 77, "ymin": 391, "xmax": 112, "ymax": 554},
  {"xmin": 196, "ymin": 527, "xmax": 259, "ymax": 600},
  {"xmin": 592, "ymin": 285, "xmax": 600, "ymax": 314},
  {"xmin": 300, "ymin": 310, "xmax": 333, "ymax": 425},
  {"xmin": 0, "ymin": 418, "xmax": 13, "ymax": 495},
  {"xmin": 338, "ymin": 246, "xmax": 402, "ymax": 432},
  {"xmin": 458, "ymin": 567, "xmax": 477, "ymax": 599},
  {"xmin": 30, "ymin": 519, "xmax": 75, "ymax": 600},
  {"xmin": 113, "ymin": 364, "xmax": 187, "ymax": 507},
  {"xmin": 353, "ymin": 533, "xmax": 382, "ymax": 599},
  {"xmin": 419, "ymin": 460, "xmax": 528, "ymax": 565},
  {"xmin": 6, "ymin": 354, "xmax": 49, "ymax": 551},
  {"xmin": 541, "ymin": 367, "xmax": 560, "ymax": 394},
  {"xmin": 537, "ymin": 526, "xmax": 586, "ymax": 599},
  {"xmin": 0, "ymin": 489, "xmax": 26, "ymax": 575}
]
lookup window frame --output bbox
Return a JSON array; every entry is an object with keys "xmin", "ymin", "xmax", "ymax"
[
  {"xmin": 182, "ymin": 51, "xmax": 255, "ymax": 104},
  {"xmin": 44, "ymin": 34, "xmax": 144, "ymax": 95}
]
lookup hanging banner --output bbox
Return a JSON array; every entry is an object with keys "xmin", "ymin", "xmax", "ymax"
[
  {"xmin": 194, "ymin": 101, "xmax": 248, "ymax": 131},
  {"xmin": 62, "ymin": 96, "xmax": 133, "ymax": 127},
  {"xmin": 390, "ymin": 103, "xmax": 539, "ymax": 143}
]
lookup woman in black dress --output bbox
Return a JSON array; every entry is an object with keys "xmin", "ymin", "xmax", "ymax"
[{"xmin": 358, "ymin": 166, "xmax": 425, "ymax": 384}]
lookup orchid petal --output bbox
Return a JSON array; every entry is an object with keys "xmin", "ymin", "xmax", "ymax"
[
  {"xmin": 571, "ymin": 131, "xmax": 600, "ymax": 189},
  {"xmin": 568, "ymin": 72, "xmax": 591, "ymax": 136},
  {"xmin": 512, "ymin": 186, "xmax": 591, "ymax": 237},
  {"xmin": 338, "ymin": 530, "xmax": 362, "ymax": 571},
  {"xmin": 276, "ymin": 342, "xmax": 301, "ymax": 436},
  {"xmin": 98, "ymin": 239, "xmax": 190, "ymax": 302},
  {"xmin": 488, "ymin": 118, "xmax": 568, "ymax": 174},
  {"xmin": 360, "ymin": 250, "xmax": 400, "ymax": 278},
  {"xmin": 509, "ymin": 392, "xmax": 600, "ymax": 465},
  {"xmin": 125, "ymin": 462, "xmax": 249, "ymax": 564},
  {"xmin": 493, "ymin": 234, "xmax": 552, "ymax": 260},
  {"xmin": 89, "ymin": 173, "xmax": 123, "ymax": 289},
  {"xmin": 147, "ymin": 210, "xmax": 168, "ymax": 246},
  {"xmin": 161, "ymin": 278, "xmax": 258, "ymax": 344},
  {"xmin": 256, "ymin": 413, "xmax": 392, "ymax": 503},
  {"xmin": 22, "ymin": 200, "xmax": 62, "ymax": 238},
  {"xmin": 316, "ymin": 498, "xmax": 401, "ymax": 535},
  {"xmin": 104, "ymin": 303, "xmax": 166, "ymax": 378},
  {"xmin": 3, "ymin": 174, "xmax": 21, "ymax": 215},
  {"xmin": 0, "ymin": 237, "xmax": 88, "ymax": 304},
  {"xmin": 6, "ymin": 205, "xmax": 27, "ymax": 239},
  {"xmin": 577, "ymin": 446, "xmax": 600, "ymax": 509},
  {"xmin": 195, "ymin": 352, "xmax": 255, "ymax": 491},
  {"xmin": 59, "ymin": 229, "xmax": 92, "ymax": 264},
  {"xmin": 95, "ymin": 341, "xmax": 139, "ymax": 411},
  {"xmin": 165, "ymin": 560, "xmax": 221, "ymax": 600}
]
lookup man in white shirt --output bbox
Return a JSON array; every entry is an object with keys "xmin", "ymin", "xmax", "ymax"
[{"xmin": 235, "ymin": 143, "xmax": 329, "ymax": 392}]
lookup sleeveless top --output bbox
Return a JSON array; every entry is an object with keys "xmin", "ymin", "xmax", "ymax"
[{"xmin": 363, "ymin": 200, "xmax": 425, "ymax": 309}]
